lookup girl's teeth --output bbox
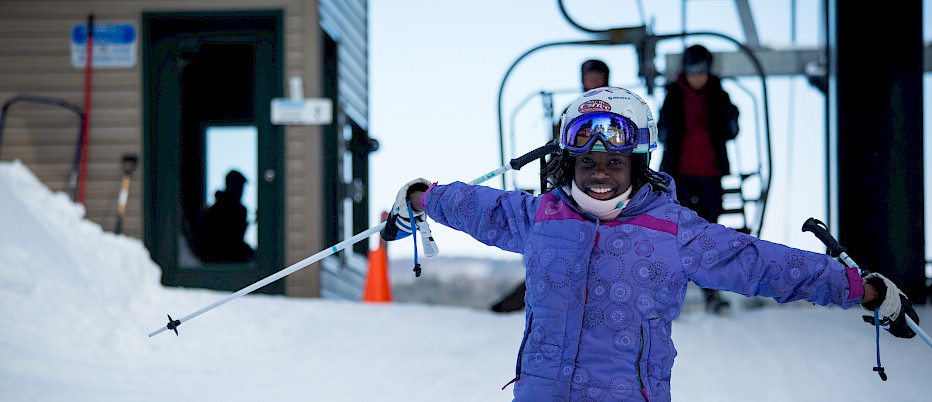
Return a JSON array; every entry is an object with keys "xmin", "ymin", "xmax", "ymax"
[{"xmin": 591, "ymin": 188, "xmax": 611, "ymax": 193}]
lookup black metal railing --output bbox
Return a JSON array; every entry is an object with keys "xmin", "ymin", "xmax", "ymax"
[{"xmin": 0, "ymin": 95, "xmax": 86, "ymax": 201}]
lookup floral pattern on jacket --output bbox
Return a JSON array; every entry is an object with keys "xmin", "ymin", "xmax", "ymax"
[{"xmin": 421, "ymin": 176, "xmax": 860, "ymax": 402}]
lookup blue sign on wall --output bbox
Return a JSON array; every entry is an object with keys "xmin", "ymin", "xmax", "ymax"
[{"xmin": 71, "ymin": 23, "xmax": 137, "ymax": 68}]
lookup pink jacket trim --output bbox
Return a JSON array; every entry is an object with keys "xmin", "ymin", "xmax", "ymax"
[
  {"xmin": 420, "ymin": 182, "xmax": 438, "ymax": 210},
  {"xmin": 612, "ymin": 214, "xmax": 678, "ymax": 236},
  {"xmin": 534, "ymin": 194, "xmax": 678, "ymax": 236},
  {"xmin": 846, "ymin": 267, "xmax": 864, "ymax": 301}
]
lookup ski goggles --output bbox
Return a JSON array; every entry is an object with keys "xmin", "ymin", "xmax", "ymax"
[{"xmin": 560, "ymin": 112, "xmax": 647, "ymax": 156}]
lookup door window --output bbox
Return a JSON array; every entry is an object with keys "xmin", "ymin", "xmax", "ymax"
[{"xmin": 206, "ymin": 125, "xmax": 258, "ymax": 251}]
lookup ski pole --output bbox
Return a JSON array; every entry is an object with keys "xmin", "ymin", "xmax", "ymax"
[
  {"xmin": 148, "ymin": 141, "xmax": 560, "ymax": 337},
  {"xmin": 801, "ymin": 218, "xmax": 932, "ymax": 349}
]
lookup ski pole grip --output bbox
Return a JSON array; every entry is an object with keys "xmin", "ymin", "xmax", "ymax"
[
  {"xmin": 801, "ymin": 217, "xmax": 846, "ymax": 257},
  {"xmin": 509, "ymin": 142, "xmax": 560, "ymax": 170}
]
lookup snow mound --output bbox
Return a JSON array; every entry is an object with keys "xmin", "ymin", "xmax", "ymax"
[{"xmin": 0, "ymin": 161, "xmax": 164, "ymax": 350}]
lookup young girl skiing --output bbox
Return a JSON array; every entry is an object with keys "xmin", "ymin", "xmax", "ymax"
[{"xmin": 381, "ymin": 87, "xmax": 918, "ymax": 402}]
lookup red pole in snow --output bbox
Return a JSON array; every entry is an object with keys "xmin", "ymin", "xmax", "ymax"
[{"xmin": 78, "ymin": 14, "xmax": 94, "ymax": 204}]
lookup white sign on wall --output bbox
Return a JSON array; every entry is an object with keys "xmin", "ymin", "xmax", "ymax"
[
  {"xmin": 270, "ymin": 98, "xmax": 333, "ymax": 125},
  {"xmin": 71, "ymin": 23, "xmax": 137, "ymax": 68}
]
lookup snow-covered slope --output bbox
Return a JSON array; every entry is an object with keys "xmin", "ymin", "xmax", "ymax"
[{"xmin": 1, "ymin": 160, "xmax": 931, "ymax": 402}]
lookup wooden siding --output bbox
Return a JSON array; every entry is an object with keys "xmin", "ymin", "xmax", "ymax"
[{"xmin": 0, "ymin": 0, "xmax": 344, "ymax": 297}]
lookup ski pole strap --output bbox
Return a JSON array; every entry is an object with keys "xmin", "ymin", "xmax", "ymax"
[
  {"xmin": 407, "ymin": 200, "xmax": 422, "ymax": 277},
  {"xmin": 873, "ymin": 309, "xmax": 887, "ymax": 381}
]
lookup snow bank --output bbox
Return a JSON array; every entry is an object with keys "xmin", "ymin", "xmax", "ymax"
[{"xmin": 0, "ymin": 161, "xmax": 164, "ymax": 352}]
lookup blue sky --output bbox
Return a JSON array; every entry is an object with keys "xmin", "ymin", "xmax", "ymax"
[{"xmin": 369, "ymin": 0, "xmax": 932, "ymax": 261}]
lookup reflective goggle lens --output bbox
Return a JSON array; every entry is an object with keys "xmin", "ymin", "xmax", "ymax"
[{"xmin": 563, "ymin": 113, "xmax": 639, "ymax": 155}]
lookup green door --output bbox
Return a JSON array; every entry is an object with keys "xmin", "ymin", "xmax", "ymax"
[{"xmin": 142, "ymin": 11, "xmax": 284, "ymax": 294}]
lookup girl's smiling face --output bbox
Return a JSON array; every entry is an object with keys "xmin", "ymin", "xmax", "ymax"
[{"xmin": 573, "ymin": 151, "xmax": 632, "ymax": 200}]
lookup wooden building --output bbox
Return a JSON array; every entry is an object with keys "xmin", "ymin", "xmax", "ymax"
[{"xmin": 0, "ymin": 0, "xmax": 372, "ymax": 297}]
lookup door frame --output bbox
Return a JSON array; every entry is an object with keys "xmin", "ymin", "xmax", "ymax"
[{"xmin": 142, "ymin": 10, "xmax": 284, "ymax": 293}]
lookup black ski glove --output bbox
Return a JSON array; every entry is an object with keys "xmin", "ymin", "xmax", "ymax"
[
  {"xmin": 861, "ymin": 273, "xmax": 920, "ymax": 339},
  {"xmin": 380, "ymin": 178, "xmax": 430, "ymax": 242}
]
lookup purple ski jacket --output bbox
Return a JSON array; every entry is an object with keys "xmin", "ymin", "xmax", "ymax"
[{"xmin": 420, "ymin": 175, "xmax": 863, "ymax": 402}]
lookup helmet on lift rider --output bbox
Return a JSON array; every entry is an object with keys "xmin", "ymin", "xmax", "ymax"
[{"xmin": 558, "ymin": 87, "xmax": 657, "ymax": 157}]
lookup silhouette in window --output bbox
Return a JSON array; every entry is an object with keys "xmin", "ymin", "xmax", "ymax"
[{"xmin": 195, "ymin": 170, "xmax": 256, "ymax": 263}]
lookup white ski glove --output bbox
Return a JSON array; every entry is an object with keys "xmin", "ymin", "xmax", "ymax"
[
  {"xmin": 861, "ymin": 272, "xmax": 919, "ymax": 338},
  {"xmin": 380, "ymin": 178, "xmax": 431, "ymax": 242}
]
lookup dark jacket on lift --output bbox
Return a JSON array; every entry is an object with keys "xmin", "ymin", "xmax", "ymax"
[{"xmin": 658, "ymin": 74, "xmax": 739, "ymax": 177}]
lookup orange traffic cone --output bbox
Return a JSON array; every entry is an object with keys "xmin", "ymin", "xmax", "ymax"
[{"xmin": 363, "ymin": 212, "xmax": 393, "ymax": 303}]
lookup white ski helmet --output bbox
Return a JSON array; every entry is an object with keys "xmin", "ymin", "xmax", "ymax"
[{"xmin": 558, "ymin": 86, "xmax": 658, "ymax": 155}]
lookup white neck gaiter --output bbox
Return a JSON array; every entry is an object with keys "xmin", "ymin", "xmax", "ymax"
[{"xmin": 570, "ymin": 180, "xmax": 632, "ymax": 221}]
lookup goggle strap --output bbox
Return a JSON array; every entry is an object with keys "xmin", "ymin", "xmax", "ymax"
[{"xmin": 637, "ymin": 128, "xmax": 650, "ymax": 148}]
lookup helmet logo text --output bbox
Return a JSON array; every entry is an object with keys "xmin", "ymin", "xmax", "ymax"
[{"xmin": 578, "ymin": 100, "xmax": 611, "ymax": 113}]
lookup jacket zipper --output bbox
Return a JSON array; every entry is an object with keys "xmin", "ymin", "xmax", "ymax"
[
  {"xmin": 588, "ymin": 220, "xmax": 601, "ymax": 304},
  {"xmin": 622, "ymin": 193, "xmax": 649, "ymax": 217},
  {"xmin": 636, "ymin": 325, "xmax": 650, "ymax": 401},
  {"xmin": 503, "ymin": 312, "xmax": 533, "ymax": 390}
]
